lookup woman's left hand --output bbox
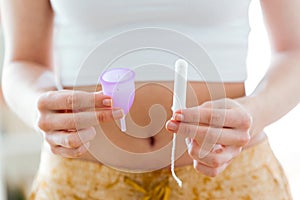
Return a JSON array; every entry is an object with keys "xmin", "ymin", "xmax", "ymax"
[{"xmin": 166, "ymin": 98, "xmax": 252, "ymax": 177}]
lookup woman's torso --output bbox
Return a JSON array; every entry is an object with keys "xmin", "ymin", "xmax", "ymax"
[
  {"xmin": 45, "ymin": 0, "xmax": 267, "ymax": 172},
  {"xmin": 49, "ymin": 82, "xmax": 267, "ymax": 172}
]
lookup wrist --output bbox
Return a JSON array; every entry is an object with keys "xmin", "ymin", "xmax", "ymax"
[{"xmin": 235, "ymin": 95, "xmax": 266, "ymax": 137}]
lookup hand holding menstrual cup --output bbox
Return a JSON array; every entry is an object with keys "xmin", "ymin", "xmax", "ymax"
[{"xmin": 99, "ymin": 68, "xmax": 135, "ymax": 132}]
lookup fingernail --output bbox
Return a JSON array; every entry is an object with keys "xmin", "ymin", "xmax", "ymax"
[
  {"xmin": 102, "ymin": 99, "xmax": 112, "ymax": 106},
  {"xmin": 175, "ymin": 114, "xmax": 184, "ymax": 121},
  {"xmin": 167, "ymin": 121, "xmax": 177, "ymax": 131},
  {"xmin": 112, "ymin": 109, "xmax": 124, "ymax": 119}
]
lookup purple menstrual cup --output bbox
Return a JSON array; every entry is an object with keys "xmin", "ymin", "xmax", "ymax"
[{"xmin": 100, "ymin": 68, "xmax": 135, "ymax": 132}]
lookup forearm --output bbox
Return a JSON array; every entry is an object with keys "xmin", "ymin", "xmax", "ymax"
[
  {"xmin": 2, "ymin": 61, "xmax": 57, "ymax": 129},
  {"xmin": 238, "ymin": 50, "xmax": 300, "ymax": 136}
]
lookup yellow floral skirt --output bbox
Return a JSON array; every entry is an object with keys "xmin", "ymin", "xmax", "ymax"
[{"xmin": 29, "ymin": 139, "xmax": 291, "ymax": 200}]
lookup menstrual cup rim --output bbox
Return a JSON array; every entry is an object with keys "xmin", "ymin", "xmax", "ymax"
[{"xmin": 99, "ymin": 68, "xmax": 135, "ymax": 85}]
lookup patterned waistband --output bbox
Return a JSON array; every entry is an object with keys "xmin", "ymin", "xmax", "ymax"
[{"xmin": 30, "ymin": 139, "xmax": 292, "ymax": 200}]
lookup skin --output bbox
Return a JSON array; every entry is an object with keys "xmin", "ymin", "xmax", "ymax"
[{"xmin": 1, "ymin": 0, "xmax": 300, "ymax": 177}]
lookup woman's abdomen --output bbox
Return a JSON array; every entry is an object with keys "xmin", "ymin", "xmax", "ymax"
[{"xmin": 64, "ymin": 81, "xmax": 246, "ymax": 171}]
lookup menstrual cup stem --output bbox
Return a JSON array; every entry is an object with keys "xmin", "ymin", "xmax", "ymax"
[{"xmin": 120, "ymin": 117, "xmax": 126, "ymax": 132}]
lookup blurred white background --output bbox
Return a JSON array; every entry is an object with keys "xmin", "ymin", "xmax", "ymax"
[
  {"xmin": 247, "ymin": 1, "xmax": 300, "ymax": 199},
  {"xmin": 0, "ymin": 0, "xmax": 299, "ymax": 199}
]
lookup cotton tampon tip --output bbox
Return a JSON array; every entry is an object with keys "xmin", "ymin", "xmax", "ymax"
[{"xmin": 175, "ymin": 59, "xmax": 188, "ymax": 73}]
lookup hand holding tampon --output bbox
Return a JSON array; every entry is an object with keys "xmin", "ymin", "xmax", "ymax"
[{"xmin": 166, "ymin": 88, "xmax": 252, "ymax": 177}]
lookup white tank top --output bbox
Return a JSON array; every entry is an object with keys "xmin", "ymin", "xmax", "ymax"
[{"xmin": 50, "ymin": 0, "xmax": 251, "ymax": 86}]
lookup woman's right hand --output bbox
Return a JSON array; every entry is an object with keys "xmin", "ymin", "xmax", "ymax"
[{"xmin": 36, "ymin": 90, "xmax": 124, "ymax": 158}]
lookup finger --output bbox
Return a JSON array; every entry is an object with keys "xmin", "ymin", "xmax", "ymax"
[
  {"xmin": 187, "ymin": 140, "xmax": 235, "ymax": 168},
  {"xmin": 193, "ymin": 159, "xmax": 230, "ymax": 177},
  {"xmin": 38, "ymin": 109, "xmax": 124, "ymax": 131},
  {"xmin": 51, "ymin": 142, "xmax": 90, "ymax": 158},
  {"xmin": 201, "ymin": 98, "xmax": 246, "ymax": 110},
  {"xmin": 45, "ymin": 127, "xmax": 96, "ymax": 148},
  {"xmin": 199, "ymin": 98, "xmax": 231, "ymax": 109},
  {"xmin": 38, "ymin": 90, "xmax": 112, "ymax": 111},
  {"xmin": 168, "ymin": 121, "xmax": 219, "ymax": 155},
  {"xmin": 174, "ymin": 107, "xmax": 251, "ymax": 129},
  {"xmin": 166, "ymin": 121, "xmax": 250, "ymax": 146}
]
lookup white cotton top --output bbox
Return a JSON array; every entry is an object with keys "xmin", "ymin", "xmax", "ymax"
[{"xmin": 50, "ymin": 0, "xmax": 251, "ymax": 86}]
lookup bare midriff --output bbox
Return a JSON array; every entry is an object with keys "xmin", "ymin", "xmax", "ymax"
[{"xmin": 56, "ymin": 81, "xmax": 266, "ymax": 170}]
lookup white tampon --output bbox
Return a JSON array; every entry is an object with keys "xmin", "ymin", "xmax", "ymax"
[
  {"xmin": 172, "ymin": 59, "xmax": 188, "ymax": 112},
  {"xmin": 171, "ymin": 59, "xmax": 188, "ymax": 187}
]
